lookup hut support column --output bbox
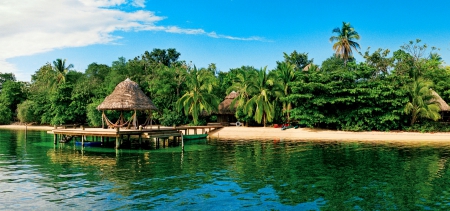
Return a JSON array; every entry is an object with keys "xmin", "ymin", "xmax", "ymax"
[
  {"xmin": 53, "ymin": 134, "xmax": 57, "ymax": 145},
  {"xmin": 116, "ymin": 136, "xmax": 120, "ymax": 149},
  {"xmin": 102, "ymin": 111, "xmax": 105, "ymax": 129},
  {"xmin": 133, "ymin": 110, "xmax": 137, "ymax": 129},
  {"xmin": 181, "ymin": 133, "xmax": 184, "ymax": 152},
  {"xmin": 115, "ymin": 127, "xmax": 121, "ymax": 149}
]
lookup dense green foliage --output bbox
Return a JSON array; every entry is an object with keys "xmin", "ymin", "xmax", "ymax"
[{"xmin": 1, "ymin": 25, "xmax": 450, "ymax": 131}]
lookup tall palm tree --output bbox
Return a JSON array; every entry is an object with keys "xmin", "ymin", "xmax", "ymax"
[
  {"xmin": 273, "ymin": 62, "xmax": 296, "ymax": 123},
  {"xmin": 329, "ymin": 22, "xmax": 361, "ymax": 65},
  {"xmin": 244, "ymin": 67, "xmax": 275, "ymax": 127},
  {"xmin": 176, "ymin": 66, "xmax": 220, "ymax": 125},
  {"xmin": 228, "ymin": 67, "xmax": 257, "ymax": 109},
  {"xmin": 404, "ymin": 78, "xmax": 441, "ymax": 125},
  {"xmin": 53, "ymin": 58, "xmax": 74, "ymax": 84}
]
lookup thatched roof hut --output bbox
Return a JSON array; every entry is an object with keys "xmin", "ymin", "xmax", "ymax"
[
  {"xmin": 97, "ymin": 78, "xmax": 157, "ymax": 111},
  {"xmin": 432, "ymin": 90, "xmax": 450, "ymax": 111},
  {"xmin": 218, "ymin": 91, "xmax": 238, "ymax": 114}
]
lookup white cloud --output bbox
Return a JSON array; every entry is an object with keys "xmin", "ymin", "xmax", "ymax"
[
  {"xmin": 0, "ymin": 0, "xmax": 263, "ymax": 80},
  {"xmin": 131, "ymin": 0, "xmax": 145, "ymax": 7}
]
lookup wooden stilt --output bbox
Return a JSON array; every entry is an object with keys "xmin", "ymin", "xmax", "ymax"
[
  {"xmin": 139, "ymin": 134, "xmax": 142, "ymax": 146},
  {"xmin": 53, "ymin": 134, "xmax": 57, "ymax": 145},
  {"xmin": 181, "ymin": 133, "xmax": 184, "ymax": 152},
  {"xmin": 116, "ymin": 136, "xmax": 120, "ymax": 149}
]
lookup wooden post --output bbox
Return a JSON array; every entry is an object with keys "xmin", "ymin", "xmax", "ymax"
[
  {"xmin": 202, "ymin": 128, "xmax": 205, "ymax": 134},
  {"xmin": 116, "ymin": 136, "xmax": 120, "ymax": 149},
  {"xmin": 194, "ymin": 128, "xmax": 197, "ymax": 135},
  {"xmin": 115, "ymin": 127, "xmax": 120, "ymax": 149},
  {"xmin": 53, "ymin": 134, "xmax": 57, "ymax": 145},
  {"xmin": 102, "ymin": 111, "xmax": 104, "ymax": 129},
  {"xmin": 133, "ymin": 110, "xmax": 137, "ymax": 129},
  {"xmin": 139, "ymin": 134, "xmax": 142, "ymax": 146},
  {"xmin": 181, "ymin": 133, "xmax": 184, "ymax": 152}
]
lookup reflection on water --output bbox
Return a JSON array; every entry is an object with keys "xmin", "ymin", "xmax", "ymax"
[{"xmin": 2, "ymin": 129, "xmax": 450, "ymax": 210}]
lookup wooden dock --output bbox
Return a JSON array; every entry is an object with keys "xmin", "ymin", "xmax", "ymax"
[{"xmin": 48, "ymin": 125, "xmax": 223, "ymax": 150}]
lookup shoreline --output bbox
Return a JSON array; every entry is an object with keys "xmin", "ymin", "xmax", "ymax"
[
  {"xmin": 208, "ymin": 127, "xmax": 450, "ymax": 143},
  {"xmin": 2, "ymin": 125, "xmax": 450, "ymax": 144}
]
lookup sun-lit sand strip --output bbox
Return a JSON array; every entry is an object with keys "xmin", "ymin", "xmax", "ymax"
[{"xmin": 209, "ymin": 126, "xmax": 450, "ymax": 143}]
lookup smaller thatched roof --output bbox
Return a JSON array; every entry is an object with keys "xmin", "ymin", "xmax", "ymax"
[
  {"xmin": 218, "ymin": 91, "xmax": 238, "ymax": 114},
  {"xmin": 97, "ymin": 78, "xmax": 158, "ymax": 111},
  {"xmin": 431, "ymin": 90, "xmax": 450, "ymax": 111}
]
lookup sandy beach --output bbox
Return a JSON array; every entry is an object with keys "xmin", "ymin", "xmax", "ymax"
[
  {"xmin": 0, "ymin": 125, "xmax": 54, "ymax": 131},
  {"xmin": 208, "ymin": 126, "xmax": 450, "ymax": 143},
  {"xmin": 2, "ymin": 124, "xmax": 450, "ymax": 144}
]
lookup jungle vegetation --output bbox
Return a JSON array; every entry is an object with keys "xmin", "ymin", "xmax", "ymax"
[{"xmin": 1, "ymin": 23, "xmax": 450, "ymax": 132}]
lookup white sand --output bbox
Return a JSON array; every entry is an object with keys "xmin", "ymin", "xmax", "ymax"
[{"xmin": 209, "ymin": 126, "xmax": 450, "ymax": 144}]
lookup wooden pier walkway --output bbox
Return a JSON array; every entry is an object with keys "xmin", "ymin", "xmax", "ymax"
[{"xmin": 48, "ymin": 125, "xmax": 223, "ymax": 150}]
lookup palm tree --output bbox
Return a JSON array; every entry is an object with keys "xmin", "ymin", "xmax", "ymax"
[
  {"xmin": 228, "ymin": 67, "xmax": 257, "ymax": 110},
  {"xmin": 329, "ymin": 22, "xmax": 361, "ymax": 65},
  {"xmin": 176, "ymin": 66, "xmax": 220, "ymax": 125},
  {"xmin": 273, "ymin": 62, "xmax": 295, "ymax": 123},
  {"xmin": 53, "ymin": 58, "xmax": 73, "ymax": 84},
  {"xmin": 404, "ymin": 78, "xmax": 441, "ymax": 125},
  {"xmin": 244, "ymin": 67, "xmax": 275, "ymax": 127}
]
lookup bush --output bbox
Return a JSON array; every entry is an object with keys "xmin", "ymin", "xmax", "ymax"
[
  {"xmin": 17, "ymin": 100, "xmax": 39, "ymax": 123},
  {"xmin": 160, "ymin": 109, "xmax": 188, "ymax": 126},
  {"xmin": 0, "ymin": 103, "xmax": 12, "ymax": 125},
  {"xmin": 404, "ymin": 120, "xmax": 450, "ymax": 132},
  {"xmin": 86, "ymin": 99, "xmax": 103, "ymax": 127}
]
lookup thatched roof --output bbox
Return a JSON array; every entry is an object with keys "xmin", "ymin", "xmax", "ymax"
[
  {"xmin": 432, "ymin": 90, "xmax": 450, "ymax": 111},
  {"xmin": 218, "ymin": 91, "xmax": 238, "ymax": 114},
  {"xmin": 97, "ymin": 78, "xmax": 158, "ymax": 111}
]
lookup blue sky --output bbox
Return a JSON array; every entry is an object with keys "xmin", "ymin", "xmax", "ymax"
[{"xmin": 2, "ymin": 0, "xmax": 450, "ymax": 81}]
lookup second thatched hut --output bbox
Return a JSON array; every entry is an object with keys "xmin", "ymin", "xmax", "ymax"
[{"xmin": 216, "ymin": 91, "xmax": 238, "ymax": 125}]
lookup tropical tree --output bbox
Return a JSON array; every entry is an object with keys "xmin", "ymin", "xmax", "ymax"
[
  {"xmin": 278, "ymin": 51, "xmax": 313, "ymax": 71},
  {"xmin": 273, "ymin": 62, "xmax": 296, "ymax": 123},
  {"xmin": 176, "ymin": 66, "xmax": 220, "ymax": 125},
  {"xmin": 244, "ymin": 67, "xmax": 275, "ymax": 127},
  {"xmin": 329, "ymin": 22, "xmax": 361, "ymax": 65},
  {"xmin": 53, "ymin": 58, "xmax": 74, "ymax": 84},
  {"xmin": 228, "ymin": 66, "xmax": 257, "ymax": 109},
  {"xmin": 404, "ymin": 78, "xmax": 441, "ymax": 125}
]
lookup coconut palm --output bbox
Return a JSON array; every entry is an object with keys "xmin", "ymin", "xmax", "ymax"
[
  {"xmin": 330, "ymin": 22, "xmax": 361, "ymax": 65},
  {"xmin": 273, "ymin": 62, "xmax": 295, "ymax": 123},
  {"xmin": 404, "ymin": 78, "xmax": 441, "ymax": 125},
  {"xmin": 53, "ymin": 58, "xmax": 74, "ymax": 84},
  {"xmin": 244, "ymin": 67, "xmax": 275, "ymax": 127},
  {"xmin": 176, "ymin": 66, "xmax": 220, "ymax": 125},
  {"xmin": 228, "ymin": 67, "xmax": 257, "ymax": 108}
]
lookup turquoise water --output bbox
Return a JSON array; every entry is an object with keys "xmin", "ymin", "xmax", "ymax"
[{"xmin": 2, "ymin": 129, "xmax": 450, "ymax": 210}]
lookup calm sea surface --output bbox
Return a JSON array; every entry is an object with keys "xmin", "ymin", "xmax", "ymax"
[{"xmin": 2, "ymin": 129, "xmax": 450, "ymax": 210}]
